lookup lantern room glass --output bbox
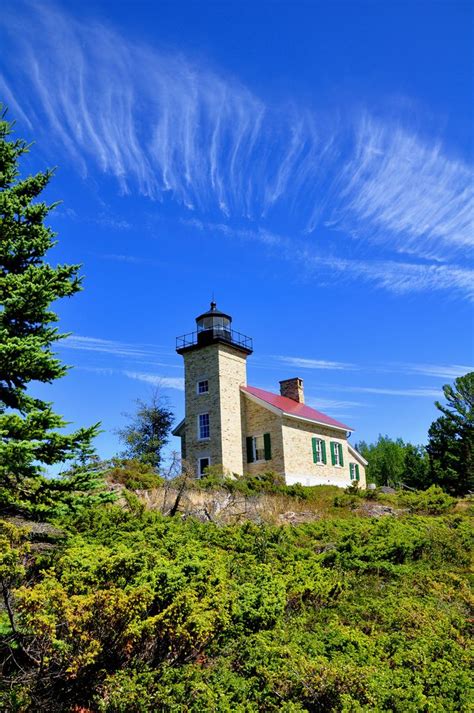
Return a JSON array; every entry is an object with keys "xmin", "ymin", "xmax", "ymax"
[{"xmin": 197, "ymin": 315, "xmax": 231, "ymax": 333}]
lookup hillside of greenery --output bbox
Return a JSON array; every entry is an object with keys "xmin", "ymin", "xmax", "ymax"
[{"xmin": 1, "ymin": 484, "xmax": 473, "ymax": 712}]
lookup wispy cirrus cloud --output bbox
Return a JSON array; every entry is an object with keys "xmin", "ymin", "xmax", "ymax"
[
  {"xmin": 306, "ymin": 397, "xmax": 366, "ymax": 412},
  {"xmin": 60, "ymin": 335, "xmax": 173, "ymax": 362},
  {"xmin": 401, "ymin": 363, "xmax": 474, "ymax": 379},
  {"xmin": 188, "ymin": 220, "xmax": 474, "ymax": 300},
  {"xmin": 336, "ymin": 386, "xmax": 442, "ymax": 398},
  {"xmin": 270, "ymin": 353, "xmax": 472, "ymax": 380},
  {"xmin": 77, "ymin": 366, "xmax": 184, "ymax": 391},
  {"xmin": 123, "ymin": 371, "xmax": 184, "ymax": 391},
  {"xmin": 326, "ymin": 116, "xmax": 474, "ymax": 259},
  {"xmin": 299, "ymin": 252, "xmax": 474, "ymax": 300},
  {"xmin": 277, "ymin": 356, "xmax": 357, "ymax": 371},
  {"xmin": 1, "ymin": 3, "xmax": 472, "ymax": 298}
]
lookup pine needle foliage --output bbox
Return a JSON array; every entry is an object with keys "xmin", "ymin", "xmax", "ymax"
[
  {"xmin": 0, "ymin": 108, "xmax": 107, "ymax": 517},
  {"xmin": 427, "ymin": 372, "xmax": 474, "ymax": 495}
]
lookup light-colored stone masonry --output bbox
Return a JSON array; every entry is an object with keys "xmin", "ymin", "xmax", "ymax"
[
  {"xmin": 282, "ymin": 417, "xmax": 366, "ymax": 488},
  {"xmin": 241, "ymin": 395, "xmax": 285, "ymax": 476},
  {"xmin": 217, "ymin": 344, "xmax": 248, "ymax": 475},
  {"xmin": 183, "ymin": 343, "xmax": 249, "ymax": 475},
  {"xmin": 183, "ymin": 345, "xmax": 222, "ymax": 472}
]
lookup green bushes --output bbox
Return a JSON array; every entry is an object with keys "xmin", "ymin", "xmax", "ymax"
[
  {"xmin": 1, "ymin": 507, "xmax": 472, "ymax": 711},
  {"xmin": 106, "ymin": 458, "xmax": 164, "ymax": 490},
  {"xmin": 399, "ymin": 484, "xmax": 457, "ymax": 514},
  {"xmin": 197, "ymin": 468, "xmax": 286, "ymax": 496}
]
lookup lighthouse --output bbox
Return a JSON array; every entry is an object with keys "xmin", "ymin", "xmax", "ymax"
[{"xmin": 176, "ymin": 302, "xmax": 253, "ymax": 476}]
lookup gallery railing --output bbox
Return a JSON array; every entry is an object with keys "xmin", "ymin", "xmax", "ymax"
[{"xmin": 176, "ymin": 328, "xmax": 253, "ymax": 352}]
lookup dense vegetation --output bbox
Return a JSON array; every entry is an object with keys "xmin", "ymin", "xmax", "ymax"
[{"xmin": 1, "ymin": 493, "xmax": 472, "ymax": 711}]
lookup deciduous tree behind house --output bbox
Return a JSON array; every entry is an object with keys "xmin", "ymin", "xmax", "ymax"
[{"xmin": 117, "ymin": 390, "xmax": 174, "ymax": 472}]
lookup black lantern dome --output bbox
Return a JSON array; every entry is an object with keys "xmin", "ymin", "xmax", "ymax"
[
  {"xmin": 196, "ymin": 301, "xmax": 232, "ymax": 334},
  {"xmin": 176, "ymin": 302, "xmax": 253, "ymax": 355}
]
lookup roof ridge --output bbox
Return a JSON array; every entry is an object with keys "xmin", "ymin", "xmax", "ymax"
[{"xmin": 241, "ymin": 384, "xmax": 353, "ymax": 432}]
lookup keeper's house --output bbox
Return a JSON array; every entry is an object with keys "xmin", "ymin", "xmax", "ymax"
[{"xmin": 173, "ymin": 303, "xmax": 366, "ymax": 488}]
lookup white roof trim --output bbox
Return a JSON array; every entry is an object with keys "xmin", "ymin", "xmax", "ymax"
[
  {"xmin": 242, "ymin": 388, "xmax": 351, "ymax": 434},
  {"xmin": 283, "ymin": 412, "xmax": 351, "ymax": 434},
  {"xmin": 172, "ymin": 418, "xmax": 185, "ymax": 437},
  {"xmin": 347, "ymin": 443, "xmax": 368, "ymax": 466}
]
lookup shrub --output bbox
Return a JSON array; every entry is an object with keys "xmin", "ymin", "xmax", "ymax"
[
  {"xmin": 400, "ymin": 485, "xmax": 457, "ymax": 515},
  {"xmin": 106, "ymin": 459, "xmax": 164, "ymax": 490}
]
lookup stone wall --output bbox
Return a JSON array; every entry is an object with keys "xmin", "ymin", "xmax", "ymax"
[
  {"xmin": 183, "ymin": 344, "xmax": 223, "ymax": 474},
  {"xmin": 282, "ymin": 417, "xmax": 366, "ymax": 488},
  {"xmin": 217, "ymin": 344, "xmax": 248, "ymax": 475},
  {"xmin": 242, "ymin": 395, "xmax": 285, "ymax": 476}
]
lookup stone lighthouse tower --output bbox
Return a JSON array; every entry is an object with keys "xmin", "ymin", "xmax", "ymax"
[{"xmin": 176, "ymin": 302, "xmax": 253, "ymax": 476}]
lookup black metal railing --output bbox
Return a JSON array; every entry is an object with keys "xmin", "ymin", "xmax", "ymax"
[{"xmin": 176, "ymin": 328, "xmax": 253, "ymax": 352}]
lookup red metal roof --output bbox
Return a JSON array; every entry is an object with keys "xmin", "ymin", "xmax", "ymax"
[{"xmin": 241, "ymin": 385, "xmax": 353, "ymax": 431}]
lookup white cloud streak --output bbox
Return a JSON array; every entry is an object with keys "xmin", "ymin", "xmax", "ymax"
[
  {"xmin": 2, "ymin": 2, "xmax": 472, "ymax": 276},
  {"xmin": 123, "ymin": 371, "xmax": 184, "ymax": 391},
  {"xmin": 327, "ymin": 116, "xmax": 474, "ymax": 259},
  {"xmin": 299, "ymin": 252, "xmax": 474, "ymax": 300},
  {"xmin": 189, "ymin": 221, "xmax": 474, "ymax": 300},
  {"xmin": 401, "ymin": 363, "xmax": 474, "ymax": 379},
  {"xmin": 339, "ymin": 386, "xmax": 442, "ymax": 398},
  {"xmin": 277, "ymin": 356, "xmax": 357, "ymax": 371},
  {"xmin": 60, "ymin": 335, "xmax": 172, "ymax": 361},
  {"xmin": 77, "ymin": 366, "xmax": 184, "ymax": 391},
  {"xmin": 306, "ymin": 397, "xmax": 365, "ymax": 412}
]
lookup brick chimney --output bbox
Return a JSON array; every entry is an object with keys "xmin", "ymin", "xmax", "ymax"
[{"xmin": 279, "ymin": 377, "xmax": 304, "ymax": 404}]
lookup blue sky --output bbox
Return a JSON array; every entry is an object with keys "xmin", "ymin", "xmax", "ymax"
[{"xmin": 1, "ymin": 0, "xmax": 473, "ymax": 466}]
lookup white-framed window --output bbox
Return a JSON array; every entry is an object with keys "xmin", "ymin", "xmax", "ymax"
[
  {"xmin": 350, "ymin": 463, "xmax": 360, "ymax": 481},
  {"xmin": 330, "ymin": 441, "xmax": 344, "ymax": 467},
  {"xmin": 315, "ymin": 439, "xmax": 322, "ymax": 462},
  {"xmin": 198, "ymin": 456, "xmax": 210, "ymax": 477},
  {"xmin": 253, "ymin": 434, "xmax": 266, "ymax": 462},
  {"xmin": 198, "ymin": 413, "xmax": 210, "ymax": 440},
  {"xmin": 197, "ymin": 379, "xmax": 209, "ymax": 395},
  {"xmin": 246, "ymin": 433, "xmax": 271, "ymax": 463},
  {"xmin": 312, "ymin": 437, "xmax": 327, "ymax": 464}
]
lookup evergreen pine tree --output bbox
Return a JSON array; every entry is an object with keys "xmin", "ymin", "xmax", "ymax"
[
  {"xmin": 426, "ymin": 372, "xmax": 474, "ymax": 495},
  {"xmin": 0, "ymin": 108, "xmax": 109, "ymax": 517}
]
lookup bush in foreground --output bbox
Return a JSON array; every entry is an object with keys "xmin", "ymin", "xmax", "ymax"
[{"xmin": 0, "ymin": 504, "xmax": 472, "ymax": 711}]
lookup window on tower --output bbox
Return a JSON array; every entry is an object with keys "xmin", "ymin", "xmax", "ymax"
[
  {"xmin": 197, "ymin": 379, "xmax": 209, "ymax": 394},
  {"xmin": 198, "ymin": 413, "xmax": 210, "ymax": 440},
  {"xmin": 198, "ymin": 457, "xmax": 210, "ymax": 476}
]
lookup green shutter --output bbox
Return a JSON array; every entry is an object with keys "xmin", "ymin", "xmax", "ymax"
[
  {"xmin": 264, "ymin": 432, "xmax": 272, "ymax": 460},
  {"xmin": 246, "ymin": 436, "xmax": 254, "ymax": 463},
  {"xmin": 330, "ymin": 442, "xmax": 336, "ymax": 465},
  {"xmin": 321, "ymin": 440, "xmax": 327, "ymax": 464},
  {"xmin": 339, "ymin": 443, "xmax": 344, "ymax": 467},
  {"xmin": 312, "ymin": 437, "xmax": 318, "ymax": 463},
  {"xmin": 355, "ymin": 464, "xmax": 360, "ymax": 481}
]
